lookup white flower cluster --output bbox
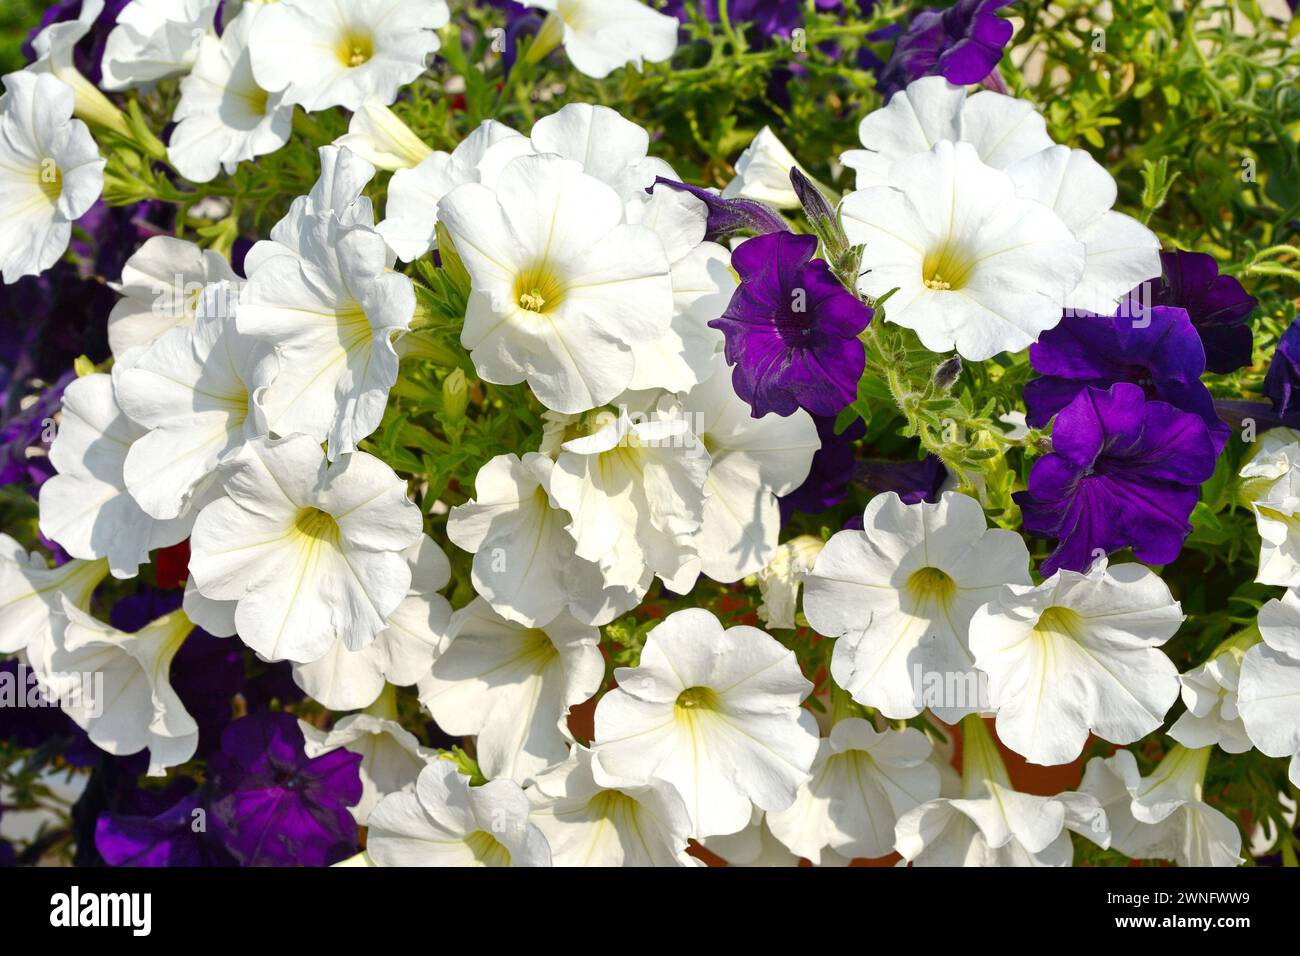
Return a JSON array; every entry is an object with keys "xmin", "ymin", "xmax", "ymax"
[{"xmin": 2, "ymin": 0, "xmax": 1289, "ymax": 871}]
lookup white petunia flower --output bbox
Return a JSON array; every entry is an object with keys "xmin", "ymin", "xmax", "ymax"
[
  {"xmin": 167, "ymin": 5, "xmax": 292, "ymax": 183},
  {"xmin": 39, "ymin": 372, "xmax": 192, "ymax": 579},
  {"xmin": 107, "ymin": 236, "xmax": 239, "ymax": 357},
  {"xmin": 446, "ymin": 452, "xmax": 644, "ymax": 628},
  {"xmin": 115, "ymin": 282, "xmax": 276, "ymax": 522},
  {"xmin": 42, "ymin": 599, "xmax": 198, "ymax": 776},
  {"xmin": 0, "ymin": 71, "xmax": 104, "ymax": 284},
  {"xmin": 292, "ymin": 534, "xmax": 452, "ymax": 711},
  {"xmin": 757, "ymin": 535, "xmax": 825, "ymax": 630},
  {"xmin": 0, "ymin": 534, "xmax": 107, "ymax": 658},
  {"xmin": 188, "ymin": 434, "xmax": 423, "ymax": 664},
  {"xmin": 335, "ymin": 96, "xmax": 434, "ymax": 171},
  {"xmin": 238, "ymin": 210, "xmax": 415, "ymax": 458},
  {"xmin": 722, "ymin": 126, "xmax": 805, "ymax": 209},
  {"xmin": 548, "ymin": 401, "xmax": 709, "ymax": 595},
  {"xmin": 418, "ymin": 598, "xmax": 603, "ymax": 785},
  {"xmin": 1239, "ymin": 437, "xmax": 1300, "ymax": 587},
  {"xmin": 895, "ymin": 716, "xmax": 1109, "ymax": 867},
  {"xmin": 377, "ymin": 119, "xmax": 532, "ymax": 262},
  {"xmin": 1169, "ymin": 634, "xmax": 1256, "ymax": 754},
  {"xmin": 527, "ymin": 747, "xmax": 697, "ymax": 867},
  {"xmin": 592, "ymin": 608, "xmax": 819, "ymax": 838},
  {"xmin": 525, "ymin": 104, "xmax": 732, "ymax": 393},
  {"xmin": 438, "ymin": 151, "xmax": 674, "ymax": 413},
  {"xmin": 1237, "ymin": 590, "xmax": 1300, "ymax": 786},
  {"xmin": 243, "ymin": 145, "xmax": 379, "ymax": 275},
  {"xmin": 100, "ymin": 0, "xmax": 219, "ymax": 91},
  {"xmin": 248, "ymin": 0, "xmax": 450, "ymax": 112},
  {"xmin": 683, "ymin": 356, "xmax": 819, "ymax": 582},
  {"xmin": 367, "ymin": 759, "xmax": 552, "ymax": 866},
  {"xmin": 25, "ymin": 0, "xmax": 130, "ymax": 136},
  {"xmin": 968, "ymin": 559, "xmax": 1183, "ymax": 766},
  {"xmin": 1081, "ymin": 747, "xmax": 1243, "ymax": 867},
  {"xmin": 300, "ymin": 707, "xmax": 437, "ymax": 825},
  {"xmin": 528, "ymin": 0, "xmax": 678, "ymax": 80},
  {"xmin": 842, "ymin": 141, "xmax": 1086, "ymax": 360},
  {"xmin": 841, "ymin": 76, "xmax": 1159, "ymax": 324},
  {"xmin": 803, "ymin": 491, "xmax": 1031, "ymax": 723},
  {"xmin": 767, "ymin": 720, "xmax": 941, "ymax": 863}
]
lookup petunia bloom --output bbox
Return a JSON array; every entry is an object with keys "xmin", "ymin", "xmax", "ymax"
[
  {"xmin": 1149, "ymin": 249, "xmax": 1257, "ymax": 375},
  {"xmin": 526, "ymin": 0, "xmax": 678, "ymax": 80},
  {"xmin": 969, "ymin": 558, "xmax": 1183, "ymax": 765},
  {"xmin": 842, "ymin": 79, "xmax": 1160, "ymax": 319},
  {"xmin": 767, "ymin": 720, "xmax": 941, "ymax": 863},
  {"xmin": 99, "ymin": 0, "xmax": 217, "ymax": 91},
  {"xmin": 1015, "ymin": 383, "xmax": 1218, "ymax": 576},
  {"xmin": 248, "ymin": 0, "xmax": 450, "ymax": 112},
  {"xmin": 877, "ymin": 0, "xmax": 1014, "ymax": 97},
  {"xmin": 710, "ymin": 232, "xmax": 872, "ymax": 417},
  {"xmin": 367, "ymin": 759, "xmax": 551, "ymax": 867},
  {"xmin": 0, "ymin": 71, "xmax": 104, "ymax": 285},
  {"xmin": 187, "ymin": 434, "xmax": 423, "ymax": 664},
  {"xmin": 167, "ymin": 4, "xmax": 293, "ymax": 183},
  {"xmin": 208, "ymin": 712, "xmax": 363, "ymax": 867},
  {"xmin": 1024, "ymin": 305, "xmax": 1230, "ymax": 452},
  {"xmin": 418, "ymin": 598, "xmax": 604, "ymax": 786},
  {"xmin": 438, "ymin": 152, "xmax": 674, "ymax": 413},
  {"xmin": 1081, "ymin": 747, "xmax": 1242, "ymax": 867},
  {"xmin": 842, "ymin": 141, "xmax": 1084, "ymax": 360},
  {"xmin": 803, "ymin": 491, "xmax": 1031, "ymax": 722},
  {"xmin": 593, "ymin": 608, "xmax": 819, "ymax": 838}
]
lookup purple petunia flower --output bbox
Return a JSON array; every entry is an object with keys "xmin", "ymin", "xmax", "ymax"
[
  {"xmin": 1142, "ymin": 249, "xmax": 1257, "ymax": 374},
  {"xmin": 711, "ymin": 232, "xmax": 872, "ymax": 418},
  {"xmin": 780, "ymin": 414, "xmax": 866, "ymax": 521},
  {"xmin": 877, "ymin": 0, "xmax": 1014, "ymax": 97},
  {"xmin": 1024, "ymin": 306, "xmax": 1230, "ymax": 453},
  {"xmin": 208, "ymin": 713, "xmax": 362, "ymax": 867},
  {"xmin": 1264, "ymin": 319, "xmax": 1300, "ymax": 420},
  {"xmin": 97, "ymin": 789, "xmax": 237, "ymax": 867},
  {"xmin": 1014, "ymin": 383, "xmax": 1218, "ymax": 576}
]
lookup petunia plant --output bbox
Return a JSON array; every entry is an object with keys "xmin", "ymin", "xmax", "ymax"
[{"xmin": 1, "ymin": 0, "xmax": 1299, "ymax": 872}]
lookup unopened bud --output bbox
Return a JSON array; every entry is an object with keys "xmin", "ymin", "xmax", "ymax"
[
  {"xmin": 933, "ymin": 356, "xmax": 962, "ymax": 392},
  {"xmin": 442, "ymin": 368, "xmax": 469, "ymax": 423}
]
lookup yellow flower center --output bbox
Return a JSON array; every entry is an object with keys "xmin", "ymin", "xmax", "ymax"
[
  {"xmin": 337, "ymin": 32, "xmax": 375, "ymax": 67},
  {"xmin": 293, "ymin": 507, "xmax": 341, "ymax": 546},
  {"xmin": 514, "ymin": 265, "xmax": 565, "ymax": 315},
  {"xmin": 906, "ymin": 566, "xmax": 956, "ymax": 604},
  {"xmin": 922, "ymin": 242, "xmax": 975, "ymax": 292},
  {"xmin": 1034, "ymin": 605, "xmax": 1085, "ymax": 640},
  {"xmin": 38, "ymin": 161, "xmax": 63, "ymax": 203},
  {"xmin": 464, "ymin": 829, "xmax": 512, "ymax": 866},
  {"xmin": 675, "ymin": 686, "xmax": 720, "ymax": 712}
]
